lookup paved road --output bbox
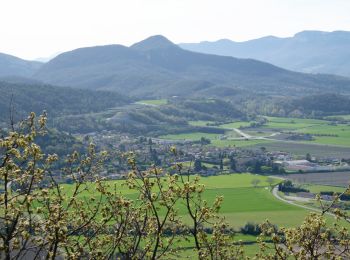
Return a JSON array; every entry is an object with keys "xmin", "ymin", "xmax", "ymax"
[
  {"xmin": 271, "ymin": 185, "xmax": 350, "ymax": 221},
  {"xmin": 272, "ymin": 185, "xmax": 323, "ymax": 213}
]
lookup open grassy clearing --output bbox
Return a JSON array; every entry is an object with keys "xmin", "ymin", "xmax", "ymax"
[
  {"xmin": 325, "ymin": 114, "xmax": 350, "ymax": 120},
  {"xmin": 218, "ymin": 121, "xmax": 252, "ymax": 129},
  {"xmin": 159, "ymin": 129, "xmax": 271, "ymax": 147},
  {"xmin": 135, "ymin": 99, "xmax": 168, "ymax": 105},
  {"xmin": 60, "ymin": 174, "xmax": 309, "ymax": 230},
  {"xmin": 180, "ymin": 161, "xmax": 233, "ymax": 171},
  {"xmin": 188, "ymin": 120, "xmax": 215, "ymax": 126},
  {"xmin": 294, "ymin": 123, "xmax": 350, "ymax": 146},
  {"xmin": 186, "ymin": 117, "xmax": 350, "ymax": 148},
  {"xmin": 190, "ymin": 174, "xmax": 278, "ymax": 189},
  {"xmin": 54, "ymin": 173, "xmax": 350, "ymax": 257},
  {"xmin": 300, "ymin": 184, "xmax": 347, "ymax": 194},
  {"xmin": 158, "ymin": 132, "xmax": 220, "ymax": 141},
  {"xmin": 189, "ymin": 120, "xmax": 256, "ymax": 130},
  {"xmin": 260, "ymin": 116, "xmax": 350, "ymax": 147},
  {"xmin": 264, "ymin": 117, "xmax": 327, "ymax": 130},
  {"xmin": 159, "ymin": 132, "xmax": 221, "ymax": 141},
  {"xmin": 244, "ymin": 130, "xmax": 271, "ymax": 137}
]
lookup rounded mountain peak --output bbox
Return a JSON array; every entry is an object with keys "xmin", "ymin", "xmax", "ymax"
[{"xmin": 130, "ymin": 35, "xmax": 177, "ymax": 51}]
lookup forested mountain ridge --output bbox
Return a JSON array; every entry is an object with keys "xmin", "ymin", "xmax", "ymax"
[
  {"xmin": 0, "ymin": 52, "xmax": 43, "ymax": 77},
  {"xmin": 292, "ymin": 93, "xmax": 350, "ymax": 114},
  {"xmin": 0, "ymin": 80, "xmax": 131, "ymax": 122},
  {"xmin": 240, "ymin": 93, "xmax": 350, "ymax": 118},
  {"xmin": 179, "ymin": 30, "xmax": 350, "ymax": 77},
  {"xmin": 33, "ymin": 35, "xmax": 350, "ymax": 98}
]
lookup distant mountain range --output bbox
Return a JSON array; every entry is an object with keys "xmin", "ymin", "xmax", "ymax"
[
  {"xmin": 179, "ymin": 30, "xmax": 350, "ymax": 77},
  {"xmin": 32, "ymin": 35, "xmax": 350, "ymax": 98},
  {"xmin": 1, "ymin": 33, "xmax": 350, "ymax": 99}
]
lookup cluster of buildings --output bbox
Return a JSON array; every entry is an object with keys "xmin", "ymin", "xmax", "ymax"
[
  {"xmin": 274, "ymin": 159, "xmax": 350, "ymax": 172},
  {"xmin": 76, "ymin": 131, "xmax": 350, "ymax": 180}
]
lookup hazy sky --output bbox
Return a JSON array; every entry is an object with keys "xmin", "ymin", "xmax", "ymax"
[{"xmin": 1, "ymin": 0, "xmax": 350, "ymax": 60}]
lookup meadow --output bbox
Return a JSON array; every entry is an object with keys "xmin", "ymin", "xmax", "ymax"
[
  {"xmin": 161, "ymin": 116, "xmax": 350, "ymax": 151},
  {"xmin": 295, "ymin": 123, "xmax": 350, "ymax": 146},
  {"xmin": 58, "ymin": 173, "xmax": 348, "ymax": 256},
  {"xmin": 135, "ymin": 99, "xmax": 168, "ymax": 105},
  {"xmin": 261, "ymin": 117, "xmax": 350, "ymax": 147},
  {"xmin": 188, "ymin": 120, "xmax": 253, "ymax": 129},
  {"xmin": 302, "ymin": 183, "xmax": 347, "ymax": 193},
  {"xmin": 218, "ymin": 121, "xmax": 253, "ymax": 129},
  {"xmin": 263, "ymin": 116, "xmax": 328, "ymax": 129},
  {"xmin": 159, "ymin": 131, "xmax": 269, "ymax": 147},
  {"xmin": 159, "ymin": 132, "xmax": 222, "ymax": 141},
  {"xmin": 325, "ymin": 114, "xmax": 350, "ymax": 120},
  {"xmin": 188, "ymin": 120, "xmax": 214, "ymax": 127},
  {"xmin": 60, "ymin": 174, "xmax": 308, "ymax": 228}
]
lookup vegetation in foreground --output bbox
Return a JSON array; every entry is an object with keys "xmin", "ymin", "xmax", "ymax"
[
  {"xmin": 1, "ymin": 113, "xmax": 349, "ymax": 259},
  {"xmin": 60, "ymin": 174, "xmax": 309, "ymax": 229}
]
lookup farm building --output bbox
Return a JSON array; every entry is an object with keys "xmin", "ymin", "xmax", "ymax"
[{"xmin": 274, "ymin": 159, "xmax": 335, "ymax": 172}]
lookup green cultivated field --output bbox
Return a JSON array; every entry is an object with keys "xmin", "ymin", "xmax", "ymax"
[
  {"xmin": 259, "ymin": 117, "xmax": 350, "ymax": 147},
  {"xmin": 162, "ymin": 117, "xmax": 350, "ymax": 148},
  {"xmin": 159, "ymin": 131, "xmax": 270, "ymax": 147},
  {"xmin": 325, "ymin": 114, "xmax": 350, "ymax": 120},
  {"xmin": 302, "ymin": 184, "xmax": 346, "ymax": 194},
  {"xmin": 218, "ymin": 121, "xmax": 252, "ymax": 129},
  {"xmin": 263, "ymin": 116, "xmax": 327, "ymax": 129},
  {"xmin": 188, "ymin": 120, "xmax": 214, "ymax": 126},
  {"xmin": 159, "ymin": 131, "xmax": 240, "ymax": 141},
  {"xmin": 188, "ymin": 120, "xmax": 253, "ymax": 129},
  {"xmin": 136, "ymin": 99, "xmax": 168, "ymax": 105},
  {"xmin": 61, "ymin": 174, "xmax": 309, "ymax": 228},
  {"xmin": 294, "ymin": 123, "xmax": 350, "ymax": 146},
  {"xmin": 159, "ymin": 132, "xmax": 221, "ymax": 141},
  {"xmin": 59, "ymin": 173, "xmax": 349, "ymax": 256}
]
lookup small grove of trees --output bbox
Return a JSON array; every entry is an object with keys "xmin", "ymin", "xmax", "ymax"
[
  {"xmin": 0, "ymin": 113, "xmax": 349, "ymax": 259},
  {"xmin": 278, "ymin": 180, "xmax": 309, "ymax": 193}
]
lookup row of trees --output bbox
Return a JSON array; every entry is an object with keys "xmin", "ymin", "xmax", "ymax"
[{"xmin": 0, "ymin": 113, "xmax": 349, "ymax": 259}]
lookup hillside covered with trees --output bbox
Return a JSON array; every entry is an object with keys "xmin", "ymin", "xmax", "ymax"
[{"xmin": 0, "ymin": 80, "xmax": 131, "ymax": 122}]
